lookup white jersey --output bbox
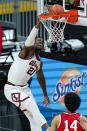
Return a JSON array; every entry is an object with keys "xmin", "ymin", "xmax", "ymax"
[{"xmin": 8, "ymin": 54, "xmax": 41, "ymax": 85}]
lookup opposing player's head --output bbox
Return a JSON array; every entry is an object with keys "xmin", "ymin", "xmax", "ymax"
[
  {"xmin": 34, "ymin": 38, "xmax": 44, "ymax": 53},
  {"xmin": 64, "ymin": 92, "xmax": 81, "ymax": 113}
]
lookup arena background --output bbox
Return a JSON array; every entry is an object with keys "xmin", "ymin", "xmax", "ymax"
[{"xmin": 0, "ymin": 0, "xmax": 87, "ymax": 131}]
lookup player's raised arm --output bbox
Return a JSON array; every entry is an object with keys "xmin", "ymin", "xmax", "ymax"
[
  {"xmin": 19, "ymin": 20, "xmax": 43, "ymax": 59},
  {"xmin": 24, "ymin": 20, "xmax": 42, "ymax": 48}
]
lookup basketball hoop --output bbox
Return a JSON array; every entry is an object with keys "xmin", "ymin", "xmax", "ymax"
[{"xmin": 38, "ymin": 9, "xmax": 78, "ymax": 43}]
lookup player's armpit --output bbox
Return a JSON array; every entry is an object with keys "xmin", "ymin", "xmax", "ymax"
[{"xmin": 49, "ymin": 116, "xmax": 60, "ymax": 131}]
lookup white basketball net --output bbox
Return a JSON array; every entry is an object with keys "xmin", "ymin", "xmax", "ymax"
[{"xmin": 42, "ymin": 17, "xmax": 69, "ymax": 43}]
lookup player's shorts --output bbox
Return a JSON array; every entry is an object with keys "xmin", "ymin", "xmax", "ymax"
[{"xmin": 4, "ymin": 83, "xmax": 47, "ymax": 131}]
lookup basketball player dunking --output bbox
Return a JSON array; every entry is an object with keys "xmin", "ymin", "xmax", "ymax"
[
  {"xmin": 49, "ymin": 92, "xmax": 87, "ymax": 131},
  {"xmin": 4, "ymin": 19, "xmax": 50, "ymax": 131}
]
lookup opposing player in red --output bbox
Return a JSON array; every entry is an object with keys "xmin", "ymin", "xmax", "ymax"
[
  {"xmin": 49, "ymin": 92, "xmax": 87, "ymax": 131},
  {"xmin": 4, "ymin": 19, "xmax": 50, "ymax": 131}
]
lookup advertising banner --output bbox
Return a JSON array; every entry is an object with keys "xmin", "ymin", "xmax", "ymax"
[{"xmin": 31, "ymin": 57, "xmax": 87, "ymax": 126}]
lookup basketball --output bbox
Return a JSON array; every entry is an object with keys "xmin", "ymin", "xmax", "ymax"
[{"xmin": 49, "ymin": 4, "xmax": 64, "ymax": 15}]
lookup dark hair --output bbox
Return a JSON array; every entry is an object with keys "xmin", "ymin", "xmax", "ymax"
[{"xmin": 64, "ymin": 92, "xmax": 81, "ymax": 113}]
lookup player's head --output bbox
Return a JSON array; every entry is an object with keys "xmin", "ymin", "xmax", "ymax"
[
  {"xmin": 34, "ymin": 38, "xmax": 44, "ymax": 53},
  {"xmin": 64, "ymin": 92, "xmax": 81, "ymax": 113}
]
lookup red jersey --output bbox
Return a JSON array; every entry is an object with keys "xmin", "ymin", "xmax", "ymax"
[{"xmin": 57, "ymin": 112, "xmax": 83, "ymax": 131}]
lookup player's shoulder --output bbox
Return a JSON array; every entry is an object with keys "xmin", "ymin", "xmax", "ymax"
[
  {"xmin": 80, "ymin": 115, "xmax": 87, "ymax": 121},
  {"xmin": 52, "ymin": 114, "xmax": 62, "ymax": 129},
  {"xmin": 53, "ymin": 115, "xmax": 61, "ymax": 123},
  {"xmin": 19, "ymin": 46, "xmax": 34, "ymax": 59}
]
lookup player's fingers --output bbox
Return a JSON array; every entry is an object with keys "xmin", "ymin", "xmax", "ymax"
[
  {"xmin": 41, "ymin": 101, "xmax": 45, "ymax": 106},
  {"xmin": 44, "ymin": 102, "xmax": 50, "ymax": 107},
  {"xmin": 41, "ymin": 103, "xmax": 44, "ymax": 106},
  {"xmin": 44, "ymin": 103, "xmax": 48, "ymax": 107},
  {"xmin": 45, "ymin": 103, "xmax": 49, "ymax": 107},
  {"xmin": 44, "ymin": 101, "xmax": 50, "ymax": 107},
  {"xmin": 41, "ymin": 101, "xmax": 47, "ymax": 107},
  {"xmin": 40, "ymin": 18, "xmax": 46, "ymax": 22}
]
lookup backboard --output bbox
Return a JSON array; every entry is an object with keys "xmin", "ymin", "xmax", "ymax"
[{"xmin": 37, "ymin": 0, "xmax": 87, "ymax": 16}]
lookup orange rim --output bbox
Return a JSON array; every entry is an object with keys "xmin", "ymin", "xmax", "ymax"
[
  {"xmin": 38, "ymin": 9, "xmax": 78, "ymax": 23},
  {"xmin": 38, "ymin": 12, "xmax": 69, "ymax": 19}
]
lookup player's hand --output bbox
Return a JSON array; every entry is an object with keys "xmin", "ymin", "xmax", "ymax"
[
  {"xmin": 39, "ymin": 18, "xmax": 46, "ymax": 23},
  {"xmin": 42, "ymin": 96, "xmax": 50, "ymax": 107},
  {"xmin": 79, "ymin": 116, "xmax": 87, "ymax": 130}
]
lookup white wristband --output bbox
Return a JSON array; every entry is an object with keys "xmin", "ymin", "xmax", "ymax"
[{"xmin": 25, "ymin": 26, "xmax": 38, "ymax": 47}]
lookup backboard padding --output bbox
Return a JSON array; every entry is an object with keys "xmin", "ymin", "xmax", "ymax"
[{"xmin": 37, "ymin": 0, "xmax": 87, "ymax": 16}]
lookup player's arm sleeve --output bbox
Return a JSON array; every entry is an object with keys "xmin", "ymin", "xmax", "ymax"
[{"xmin": 25, "ymin": 26, "xmax": 39, "ymax": 47}]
